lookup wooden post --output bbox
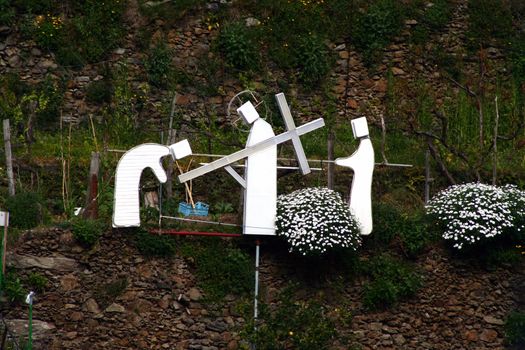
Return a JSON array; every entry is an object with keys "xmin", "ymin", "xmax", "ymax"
[
  {"xmin": 83, "ymin": 152, "xmax": 100, "ymax": 219},
  {"xmin": 3, "ymin": 119, "xmax": 15, "ymax": 196},
  {"xmin": 164, "ymin": 94, "xmax": 178, "ymax": 200},
  {"xmin": 327, "ymin": 130, "xmax": 334, "ymax": 189}
]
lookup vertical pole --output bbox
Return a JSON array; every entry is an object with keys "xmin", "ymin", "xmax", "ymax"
[
  {"xmin": 327, "ymin": 131, "xmax": 334, "ymax": 190},
  {"xmin": 83, "ymin": 152, "xmax": 100, "ymax": 219},
  {"xmin": 254, "ymin": 240, "xmax": 260, "ymax": 330},
  {"xmin": 425, "ymin": 149, "xmax": 430, "ymax": 204},
  {"xmin": 25, "ymin": 291, "xmax": 34, "ymax": 350},
  {"xmin": 28, "ymin": 302, "xmax": 33, "ymax": 350},
  {"xmin": 492, "ymin": 96, "xmax": 500, "ymax": 186},
  {"xmin": 1, "ymin": 212, "xmax": 8, "ymax": 283},
  {"xmin": 3, "ymin": 120, "xmax": 15, "ymax": 196}
]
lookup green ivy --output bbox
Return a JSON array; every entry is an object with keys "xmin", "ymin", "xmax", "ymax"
[
  {"xmin": 217, "ymin": 22, "xmax": 260, "ymax": 71},
  {"xmin": 352, "ymin": 0, "xmax": 405, "ymax": 65},
  {"xmin": 242, "ymin": 286, "xmax": 338, "ymax": 350},
  {"xmin": 144, "ymin": 41, "xmax": 174, "ymax": 88},
  {"xmin": 362, "ymin": 254, "xmax": 422, "ymax": 310},
  {"xmin": 71, "ymin": 217, "xmax": 105, "ymax": 248}
]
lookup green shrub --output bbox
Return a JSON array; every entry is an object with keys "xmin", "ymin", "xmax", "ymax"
[
  {"xmin": 179, "ymin": 238, "xmax": 252, "ymax": 300},
  {"xmin": 242, "ymin": 287, "xmax": 337, "ymax": 349},
  {"xmin": 134, "ymin": 228, "xmax": 177, "ymax": 257},
  {"xmin": 55, "ymin": 46, "xmax": 85, "ymax": 69},
  {"xmin": 30, "ymin": 13, "xmax": 65, "ymax": 50},
  {"xmin": 410, "ymin": 0, "xmax": 452, "ymax": 44},
  {"xmin": 5, "ymin": 192, "xmax": 44, "ymax": 229},
  {"xmin": 94, "ymin": 277, "xmax": 128, "ymax": 308},
  {"xmin": 86, "ymin": 80, "xmax": 113, "ymax": 104},
  {"xmin": 370, "ymin": 202, "xmax": 403, "ymax": 247},
  {"xmin": 144, "ymin": 41, "xmax": 173, "ymax": 88},
  {"xmin": 421, "ymin": 0, "xmax": 452, "ymax": 30},
  {"xmin": 294, "ymin": 35, "xmax": 333, "ymax": 88},
  {"xmin": 467, "ymin": 0, "xmax": 513, "ymax": 46},
  {"xmin": 217, "ymin": 22, "xmax": 259, "ymax": 70},
  {"xmin": 485, "ymin": 247, "xmax": 523, "ymax": 267},
  {"xmin": 2, "ymin": 269, "xmax": 24, "ymax": 303},
  {"xmin": 71, "ymin": 217, "xmax": 104, "ymax": 248},
  {"xmin": 362, "ymin": 254, "xmax": 422, "ymax": 310},
  {"xmin": 371, "ymin": 203, "xmax": 434, "ymax": 258},
  {"xmin": 505, "ymin": 311, "xmax": 525, "ymax": 347},
  {"xmin": 352, "ymin": 0, "xmax": 405, "ymax": 65},
  {"xmin": 25, "ymin": 272, "xmax": 48, "ymax": 293},
  {"xmin": 70, "ymin": 0, "xmax": 126, "ymax": 63},
  {"xmin": 0, "ymin": 0, "xmax": 15, "ymax": 25},
  {"xmin": 13, "ymin": 0, "xmax": 53, "ymax": 13},
  {"xmin": 34, "ymin": 75, "xmax": 64, "ymax": 129}
]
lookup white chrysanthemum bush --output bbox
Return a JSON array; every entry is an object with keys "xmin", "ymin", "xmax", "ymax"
[
  {"xmin": 276, "ymin": 187, "xmax": 362, "ymax": 256},
  {"xmin": 426, "ymin": 182, "xmax": 525, "ymax": 250}
]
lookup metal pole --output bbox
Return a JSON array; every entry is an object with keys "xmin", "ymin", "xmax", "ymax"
[
  {"xmin": 25, "ymin": 291, "xmax": 34, "ymax": 350},
  {"xmin": 254, "ymin": 240, "xmax": 260, "ymax": 330},
  {"xmin": 425, "ymin": 150, "xmax": 430, "ymax": 204}
]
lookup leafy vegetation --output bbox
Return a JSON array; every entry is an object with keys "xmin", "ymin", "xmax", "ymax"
[
  {"xmin": 179, "ymin": 238, "xmax": 252, "ymax": 300},
  {"xmin": 25, "ymin": 272, "xmax": 48, "ymax": 293},
  {"xmin": 505, "ymin": 311, "xmax": 525, "ymax": 348},
  {"xmin": 362, "ymin": 254, "xmax": 422, "ymax": 310},
  {"xmin": 144, "ymin": 40, "xmax": 174, "ymax": 88},
  {"xmin": 134, "ymin": 228, "xmax": 177, "ymax": 257},
  {"xmin": 71, "ymin": 217, "xmax": 105, "ymax": 248},
  {"xmin": 352, "ymin": 0, "xmax": 405, "ymax": 65},
  {"xmin": 5, "ymin": 192, "xmax": 45, "ymax": 229},
  {"xmin": 371, "ymin": 203, "xmax": 435, "ymax": 259},
  {"xmin": 217, "ymin": 22, "xmax": 260, "ymax": 71},
  {"xmin": 2, "ymin": 269, "xmax": 24, "ymax": 303},
  {"xmin": 242, "ymin": 286, "xmax": 340, "ymax": 349},
  {"xmin": 17, "ymin": 0, "xmax": 126, "ymax": 66}
]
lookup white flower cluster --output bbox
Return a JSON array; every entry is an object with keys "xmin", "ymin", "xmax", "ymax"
[
  {"xmin": 426, "ymin": 182, "xmax": 525, "ymax": 250},
  {"xmin": 276, "ymin": 187, "xmax": 361, "ymax": 256}
]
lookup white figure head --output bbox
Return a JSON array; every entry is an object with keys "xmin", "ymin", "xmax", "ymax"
[
  {"xmin": 237, "ymin": 101, "xmax": 260, "ymax": 125},
  {"xmin": 351, "ymin": 117, "xmax": 370, "ymax": 139},
  {"xmin": 169, "ymin": 139, "xmax": 192, "ymax": 160}
]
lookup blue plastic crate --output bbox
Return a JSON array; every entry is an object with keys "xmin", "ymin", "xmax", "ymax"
[{"xmin": 178, "ymin": 201, "xmax": 209, "ymax": 217}]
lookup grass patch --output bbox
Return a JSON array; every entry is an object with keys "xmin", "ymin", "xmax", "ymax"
[{"xmin": 362, "ymin": 254, "xmax": 422, "ymax": 310}]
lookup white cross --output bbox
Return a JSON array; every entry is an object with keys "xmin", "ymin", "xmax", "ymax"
[
  {"xmin": 178, "ymin": 93, "xmax": 324, "ymax": 183},
  {"xmin": 178, "ymin": 116, "xmax": 324, "ymax": 183}
]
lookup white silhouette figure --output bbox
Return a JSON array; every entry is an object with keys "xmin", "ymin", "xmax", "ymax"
[
  {"xmin": 113, "ymin": 141, "xmax": 191, "ymax": 227},
  {"xmin": 335, "ymin": 117, "xmax": 375, "ymax": 235},
  {"xmin": 237, "ymin": 101, "xmax": 277, "ymax": 235}
]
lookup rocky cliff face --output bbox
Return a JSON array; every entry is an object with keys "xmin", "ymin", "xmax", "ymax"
[{"xmin": 3, "ymin": 226, "xmax": 524, "ymax": 349}]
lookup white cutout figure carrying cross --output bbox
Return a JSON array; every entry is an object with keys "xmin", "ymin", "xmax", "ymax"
[{"xmin": 237, "ymin": 100, "xmax": 277, "ymax": 235}]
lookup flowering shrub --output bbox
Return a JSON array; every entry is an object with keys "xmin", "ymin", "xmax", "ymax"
[
  {"xmin": 276, "ymin": 187, "xmax": 361, "ymax": 256},
  {"xmin": 426, "ymin": 182, "xmax": 525, "ymax": 250}
]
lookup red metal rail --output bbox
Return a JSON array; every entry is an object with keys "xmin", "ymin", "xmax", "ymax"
[{"xmin": 148, "ymin": 229, "xmax": 242, "ymax": 238}]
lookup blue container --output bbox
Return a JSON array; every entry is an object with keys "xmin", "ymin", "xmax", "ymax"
[{"xmin": 178, "ymin": 202, "xmax": 209, "ymax": 217}]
